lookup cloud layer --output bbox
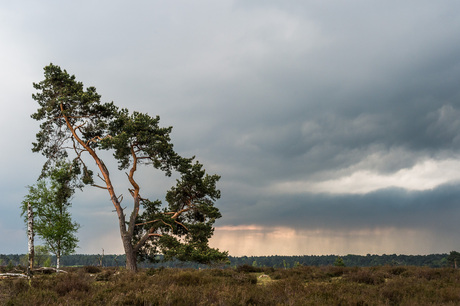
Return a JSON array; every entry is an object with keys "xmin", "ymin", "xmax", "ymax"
[{"xmin": 1, "ymin": 1, "xmax": 460, "ymax": 255}]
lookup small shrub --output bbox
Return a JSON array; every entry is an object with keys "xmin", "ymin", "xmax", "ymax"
[
  {"xmin": 415, "ymin": 267, "xmax": 444, "ymax": 280},
  {"xmin": 54, "ymin": 273, "xmax": 92, "ymax": 296},
  {"xmin": 325, "ymin": 266, "xmax": 346, "ymax": 278},
  {"xmin": 262, "ymin": 266, "xmax": 275, "ymax": 273},
  {"xmin": 170, "ymin": 270, "xmax": 203, "ymax": 286},
  {"xmin": 3, "ymin": 278, "xmax": 29, "ymax": 296},
  {"xmin": 389, "ymin": 266, "xmax": 407, "ymax": 276},
  {"xmin": 236, "ymin": 264, "xmax": 264, "ymax": 273},
  {"xmin": 207, "ymin": 268, "xmax": 236, "ymax": 278},
  {"xmin": 145, "ymin": 268, "xmax": 157, "ymax": 276},
  {"xmin": 346, "ymin": 269, "xmax": 385, "ymax": 285},
  {"xmin": 231, "ymin": 272, "xmax": 258, "ymax": 285},
  {"xmin": 95, "ymin": 270, "xmax": 113, "ymax": 281},
  {"xmin": 84, "ymin": 265, "xmax": 101, "ymax": 273}
]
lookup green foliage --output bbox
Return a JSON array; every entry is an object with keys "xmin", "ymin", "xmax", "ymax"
[
  {"xmin": 447, "ymin": 251, "xmax": 460, "ymax": 268},
  {"xmin": 43, "ymin": 257, "xmax": 52, "ymax": 268},
  {"xmin": 31, "ymin": 64, "xmax": 227, "ymax": 271},
  {"xmin": 31, "ymin": 64, "xmax": 116, "ymax": 179},
  {"xmin": 227, "ymin": 253, "xmax": 449, "ymax": 268},
  {"xmin": 34, "ymin": 245, "xmax": 51, "ymax": 267},
  {"xmin": 21, "ymin": 162, "xmax": 80, "ymax": 265},
  {"xmin": 101, "ymin": 109, "xmax": 178, "ymax": 172},
  {"xmin": 334, "ymin": 256, "xmax": 346, "ymax": 267},
  {"xmin": 6, "ymin": 260, "xmax": 14, "ymax": 271}
]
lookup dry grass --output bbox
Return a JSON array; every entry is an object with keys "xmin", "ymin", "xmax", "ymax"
[{"xmin": 1, "ymin": 265, "xmax": 460, "ymax": 305}]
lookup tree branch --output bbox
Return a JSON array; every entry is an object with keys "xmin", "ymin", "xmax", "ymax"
[
  {"xmin": 74, "ymin": 122, "xmax": 86, "ymax": 131},
  {"xmin": 58, "ymin": 103, "xmax": 126, "ymax": 233},
  {"xmin": 86, "ymin": 135, "xmax": 112, "ymax": 146},
  {"xmin": 149, "ymin": 233, "xmax": 162, "ymax": 237},
  {"xmin": 175, "ymin": 220, "xmax": 189, "ymax": 231},
  {"xmin": 97, "ymin": 173, "xmax": 107, "ymax": 184},
  {"xmin": 127, "ymin": 144, "xmax": 140, "ymax": 237},
  {"xmin": 135, "ymin": 219, "xmax": 160, "ymax": 226},
  {"xmin": 92, "ymin": 184, "xmax": 109, "ymax": 190},
  {"xmin": 167, "ymin": 207, "xmax": 192, "ymax": 220}
]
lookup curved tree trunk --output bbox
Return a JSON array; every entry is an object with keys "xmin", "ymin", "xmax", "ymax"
[{"xmin": 61, "ymin": 105, "xmax": 138, "ymax": 272}]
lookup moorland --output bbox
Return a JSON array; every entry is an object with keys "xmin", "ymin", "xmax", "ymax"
[{"xmin": 2, "ymin": 264, "xmax": 460, "ymax": 305}]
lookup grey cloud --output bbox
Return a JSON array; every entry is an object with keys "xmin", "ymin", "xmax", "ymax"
[
  {"xmin": 218, "ymin": 183, "xmax": 460, "ymax": 235},
  {"xmin": 2, "ymin": 0, "xmax": 460, "ymax": 254}
]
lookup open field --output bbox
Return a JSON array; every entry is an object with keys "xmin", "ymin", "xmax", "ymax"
[{"xmin": 2, "ymin": 265, "xmax": 460, "ymax": 305}]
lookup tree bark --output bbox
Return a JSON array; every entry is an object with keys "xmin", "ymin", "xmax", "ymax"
[
  {"xmin": 27, "ymin": 202, "xmax": 34, "ymax": 272},
  {"xmin": 56, "ymin": 250, "xmax": 60, "ymax": 271},
  {"xmin": 123, "ymin": 235, "xmax": 137, "ymax": 272}
]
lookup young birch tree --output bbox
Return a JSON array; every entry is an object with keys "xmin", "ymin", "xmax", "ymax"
[
  {"xmin": 31, "ymin": 64, "xmax": 227, "ymax": 272},
  {"xmin": 21, "ymin": 162, "xmax": 80, "ymax": 270}
]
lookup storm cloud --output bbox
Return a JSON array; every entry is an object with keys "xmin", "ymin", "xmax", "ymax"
[{"xmin": 1, "ymin": 0, "xmax": 460, "ymax": 255}]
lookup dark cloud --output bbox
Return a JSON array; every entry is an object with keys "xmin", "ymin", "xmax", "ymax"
[
  {"xmin": 218, "ymin": 183, "xmax": 460, "ymax": 235},
  {"xmin": 2, "ymin": 0, "xmax": 460, "ymax": 254}
]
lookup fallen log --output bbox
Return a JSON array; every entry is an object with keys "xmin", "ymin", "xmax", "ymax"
[
  {"xmin": 0, "ymin": 273, "xmax": 28, "ymax": 278},
  {"xmin": 34, "ymin": 267, "xmax": 68, "ymax": 273}
]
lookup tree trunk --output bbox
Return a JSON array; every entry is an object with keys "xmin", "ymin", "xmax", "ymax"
[
  {"xmin": 61, "ymin": 105, "xmax": 139, "ymax": 273},
  {"xmin": 123, "ymin": 235, "xmax": 137, "ymax": 272},
  {"xmin": 56, "ymin": 250, "xmax": 60, "ymax": 271},
  {"xmin": 27, "ymin": 203, "xmax": 34, "ymax": 272}
]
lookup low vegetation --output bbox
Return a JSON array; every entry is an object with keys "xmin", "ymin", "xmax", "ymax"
[{"xmin": 2, "ymin": 265, "xmax": 460, "ymax": 305}]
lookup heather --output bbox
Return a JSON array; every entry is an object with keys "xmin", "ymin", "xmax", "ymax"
[{"xmin": 2, "ymin": 265, "xmax": 460, "ymax": 305}]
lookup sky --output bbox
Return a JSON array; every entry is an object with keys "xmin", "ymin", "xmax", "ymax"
[{"xmin": 1, "ymin": 1, "xmax": 460, "ymax": 257}]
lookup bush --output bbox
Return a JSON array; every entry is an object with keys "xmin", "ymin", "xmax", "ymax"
[
  {"xmin": 389, "ymin": 266, "xmax": 407, "ymax": 276},
  {"xmin": 231, "ymin": 272, "xmax": 258, "ymax": 285},
  {"xmin": 169, "ymin": 270, "xmax": 203, "ymax": 286},
  {"xmin": 236, "ymin": 264, "xmax": 264, "ymax": 273},
  {"xmin": 84, "ymin": 266, "xmax": 101, "ymax": 273},
  {"xmin": 54, "ymin": 273, "xmax": 92, "ymax": 296},
  {"xmin": 346, "ymin": 269, "xmax": 385, "ymax": 285}
]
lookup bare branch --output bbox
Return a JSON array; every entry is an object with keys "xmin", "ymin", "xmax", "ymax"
[
  {"xmin": 136, "ymin": 219, "xmax": 174, "ymax": 231},
  {"xmin": 74, "ymin": 122, "xmax": 87, "ymax": 131},
  {"xmin": 86, "ymin": 135, "xmax": 112, "ymax": 146},
  {"xmin": 92, "ymin": 184, "xmax": 109, "ymax": 190},
  {"xmin": 161, "ymin": 220, "xmax": 174, "ymax": 231},
  {"xmin": 136, "ymin": 219, "xmax": 160, "ymax": 226},
  {"xmin": 54, "ymin": 115, "xmax": 95, "ymax": 120},
  {"xmin": 168, "ymin": 208, "xmax": 192, "ymax": 220},
  {"xmin": 97, "ymin": 173, "xmax": 107, "ymax": 184},
  {"xmin": 175, "ymin": 220, "xmax": 189, "ymax": 231}
]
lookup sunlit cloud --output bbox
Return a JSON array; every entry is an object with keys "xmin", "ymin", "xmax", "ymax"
[{"xmin": 272, "ymin": 158, "xmax": 460, "ymax": 195}]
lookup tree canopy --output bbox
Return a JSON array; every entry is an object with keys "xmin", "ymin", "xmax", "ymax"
[{"xmin": 31, "ymin": 64, "xmax": 227, "ymax": 271}]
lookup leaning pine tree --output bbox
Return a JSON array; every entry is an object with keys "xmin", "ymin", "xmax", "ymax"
[{"xmin": 31, "ymin": 64, "xmax": 227, "ymax": 272}]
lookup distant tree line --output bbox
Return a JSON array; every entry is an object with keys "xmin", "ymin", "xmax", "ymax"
[
  {"xmin": 1, "ymin": 253, "xmax": 455, "ymax": 269},
  {"xmin": 231, "ymin": 254, "xmax": 449, "ymax": 268}
]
